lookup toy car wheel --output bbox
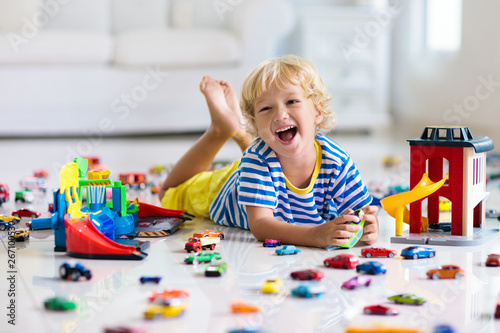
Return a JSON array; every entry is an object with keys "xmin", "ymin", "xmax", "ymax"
[
  {"xmin": 85, "ymin": 272, "xmax": 92, "ymax": 280},
  {"xmin": 219, "ymin": 234, "xmax": 224, "ymax": 240},
  {"xmin": 414, "ymin": 300, "xmax": 420, "ymax": 305},
  {"xmin": 31, "ymin": 213, "xmax": 37, "ymax": 218},
  {"xmin": 365, "ymin": 281, "xmax": 371, "ymax": 287},
  {"xmin": 210, "ymin": 244, "xmax": 215, "ymax": 250},
  {"xmin": 365, "ymin": 253, "xmax": 372, "ymax": 258},
  {"xmin": 364, "ymin": 309, "xmax": 371, "ymax": 314},
  {"xmin": 324, "ymin": 261, "xmax": 330, "ymax": 267},
  {"xmin": 388, "ymin": 252, "xmax": 394, "ymax": 258},
  {"xmin": 413, "ymin": 254, "xmax": 419, "ymax": 260},
  {"xmin": 429, "ymin": 252, "xmax": 435, "ymax": 258},
  {"xmin": 432, "ymin": 273, "xmax": 440, "ymax": 280},
  {"xmin": 394, "ymin": 300, "xmax": 401, "ymax": 304},
  {"xmin": 454, "ymin": 273, "xmax": 462, "ymax": 279},
  {"xmin": 0, "ymin": 225, "xmax": 5, "ymax": 231},
  {"xmin": 13, "ymin": 213, "xmax": 19, "ymax": 218},
  {"xmin": 343, "ymin": 264, "xmax": 348, "ymax": 269},
  {"xmin": 60, "ymin": 264, "xmax": 70, "ymax": 279},
  {"xmin": 70, "ymin": 271, "xmax": 80, "ymax": 281}
]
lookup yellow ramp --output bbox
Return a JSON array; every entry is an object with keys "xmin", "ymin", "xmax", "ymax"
[{"xmin": 380, "ymin": 173, "xmax": 448, "ymax": 235}]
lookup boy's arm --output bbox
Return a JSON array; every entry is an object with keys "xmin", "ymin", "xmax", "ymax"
[{"xmin": 246, "ymin": 205, "xmax": 363, "ymax": 248}]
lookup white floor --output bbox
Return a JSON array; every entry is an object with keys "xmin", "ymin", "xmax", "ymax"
[{"xmin": 1, "ymin": 130, "xmax": 500, "ymax": 333}]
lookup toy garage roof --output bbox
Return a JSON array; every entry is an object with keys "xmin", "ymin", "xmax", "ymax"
[{"xmin": 408, "ymin": 126, "xmax": 494, "ymax": 153}]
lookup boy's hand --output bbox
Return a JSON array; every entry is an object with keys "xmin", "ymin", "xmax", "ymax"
[
  {"xmin": 358, "ymin": 205, "xmax": 378, "ymax": 245},
  {"xmin": 311, "ymin": 213, "xmax": 363, "ymax": 248}
]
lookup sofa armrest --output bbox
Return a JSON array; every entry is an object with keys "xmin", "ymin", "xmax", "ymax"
[{"xmin": 230, "ymin": 0, "xmax": 295, "ymax": 66}]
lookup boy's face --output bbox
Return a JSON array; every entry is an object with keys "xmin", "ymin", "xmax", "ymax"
[{"xmin": 253, "ymin": 81, "xmax": 323, "ymax": 160}]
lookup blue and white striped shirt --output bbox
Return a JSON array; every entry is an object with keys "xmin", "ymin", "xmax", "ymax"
[{"xmin": 209, "ymin": 133, "xmax": 372, "ymax": 230}]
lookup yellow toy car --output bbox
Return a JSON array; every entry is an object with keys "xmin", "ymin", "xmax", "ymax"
[
  {"xmin": 144, "ymin": 298, "xmax": 186, "ymax": 320},
  {"xmin": 14, "ymin": 229, "xmax": 29, "ymax": 241},
  {"xmin": 0, "ymin": 214, "xmax": 21, "ymax": 224},
  {"xmin": 261, "ymin": 277, "xmax": 283, "ymax": 294}
]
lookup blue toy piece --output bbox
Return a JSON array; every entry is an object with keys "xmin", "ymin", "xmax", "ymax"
[
  {"xmin": 0, "ymin": 221, "xmax": 14, "ymax": 230},
  {"xmin": 290, "ymin": 284, "xmax": 325, "ymax": 298},
  {"xmin": 59, "ymin": 262, "xmax": 92, "ymax": 281},
  {"xmin": 275, "ymin": 245, "xmax": 301, "ymax": 255},
  {"xmin": 356, "ymin": 261, "xmax": 387, "ymax": 275},
  {"xmin": 401, "ymin": 246, "xmax": 436, "ymax": 259}
]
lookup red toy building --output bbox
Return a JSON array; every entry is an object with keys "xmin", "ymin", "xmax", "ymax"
[{"xmin": 407, "ymin": 126, "xmax": 493, "ymax": 237}]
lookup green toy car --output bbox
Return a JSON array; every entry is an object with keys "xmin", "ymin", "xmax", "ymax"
[
  {"xmin": 184, "ymin": 251, "xmax": 221, "ymax": 264},
  {"xmin": 44, "ymin": 296, "xmax": 77, "ymax": 311},
  {"xmin": 388, "ymin": 293, "xmax": 426, "ymax": 305},
  {"xmin": 205, "ymin": 261, "xmax": 228, "ymax": 277}
]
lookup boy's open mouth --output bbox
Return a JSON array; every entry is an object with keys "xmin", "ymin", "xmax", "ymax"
[{"xmin": 276, "ymin": 126, "xmax": 297, "ymax": 142}]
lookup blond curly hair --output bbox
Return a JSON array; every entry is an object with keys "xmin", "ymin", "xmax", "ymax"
[{"xmin": 240, "ymin": 55, "xmax": 335, "ymax": 137}]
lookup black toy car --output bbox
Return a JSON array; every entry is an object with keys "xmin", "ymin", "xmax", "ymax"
[{"xmin": 59, "ymin": 262, "xmax": 92, "ymax": 281}]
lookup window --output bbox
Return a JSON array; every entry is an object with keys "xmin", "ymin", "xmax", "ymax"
[{"xmin": 424, "ymin": 0, "xmax": 462, "ymax": 53}]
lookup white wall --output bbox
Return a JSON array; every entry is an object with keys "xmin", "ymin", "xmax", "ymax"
[{"xmin": 391, "ymin": 0, "xmax": 500, "ymax": 148}]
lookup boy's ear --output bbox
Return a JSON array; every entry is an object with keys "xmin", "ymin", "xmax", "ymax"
[{"xmin": 314, "ymin": 108, "xmax": 324, "ymax": 125}]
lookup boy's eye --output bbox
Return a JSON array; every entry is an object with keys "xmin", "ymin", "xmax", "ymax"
[
  {"xmin": 287, "ymin": 100, "xmax": 298, "ymax": 105},
  {"xmin": 259, "ymin": 106, "xmax": 271, "ymax": 112}
]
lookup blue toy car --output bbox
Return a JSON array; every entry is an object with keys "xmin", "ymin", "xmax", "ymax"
[
  {"xmin": 355, "ymin": 261, "xmax": 387, "ymax": 275},
  {"xmin": 275, "ymin": 245, "xmax": 301, "ymax": 255},
  {"xmin": 401, "ymin": 246, "xmax": 436, "ymax": 259},
  {"xmin": 290, "ymin": 284, "xmax": 325, "ymax": 298},
  {"xmin": 59, "ymin": 262, "xmax": 92, "ymax": 281},
  {"xmin": 140, "ymin": 276, "xmax": 162, "ymax": 284},
  {"xmin": 0, "ymin": 221, "xmax": 14, "ymax": 231}
]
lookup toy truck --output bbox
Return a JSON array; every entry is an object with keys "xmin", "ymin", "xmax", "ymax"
[{"xmin": 185, "ymin": 236, "xmax": 220, "ymax": 253}]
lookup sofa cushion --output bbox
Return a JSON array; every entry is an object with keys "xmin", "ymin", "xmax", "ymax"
[
  {"xmin": 112, "ymin": 0, "xmax": 169, "ymax": 34},
  {"xmin": 114, "ymin": 28, "xmax": 241, "ymax": 67},
  {"xmin": 170, "ymin": 0, "xmax": 230, "ymax": 29},
  {"xmin": 41, "ymin": 0, "xmax": 110, "ymax": 33},
  {"xmin": 0, "ymin": 0, "xmax": 40, "ymax": 30},
  {"xmin": 0, "ymin": 30, "xmax": 113, "ymax": 64}
]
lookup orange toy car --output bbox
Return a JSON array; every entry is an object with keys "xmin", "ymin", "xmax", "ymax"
[
  {"xmin": 193, "ymin": 229, "xmax": 225, "ymax": 240},
  {"xmin": 426, "ymin": 265, "xmax": 465, "ymax": 279},
  {"xmin": 148, "ymin": 289, "xmax": 190, "ymax": 303},
  {"xmin": 230, "ymin": 301, "xmax": 260, "ymax": 313}
]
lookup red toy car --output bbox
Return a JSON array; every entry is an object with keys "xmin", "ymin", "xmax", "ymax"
[
  {"xmin": 361, "ymin": 247, "xmax": 397, "ymax": 258},
  {"xmin": 486, "ymin": 254, "xmax": 500, "ymax": 267},
  {"xmin": 263, "ymin": 239, "xmax": 282, "ymax": 247},
  {"xmin": 290, "ymin": 269, "xmax": 324, "ymax": 281},
  {"xmin": 11, "ymin": 208, "xmax": 41, "ymax": 218},
  {"xmin": 323, "ymin": 254, "xmax": 359, "ymax": 269},
  {"xmin": 363, "ymin": 304, "xmax": 399, "ymax": 316}
]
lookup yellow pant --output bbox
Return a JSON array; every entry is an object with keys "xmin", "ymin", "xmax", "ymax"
[{"xmin": 161, "ymin": 160, "xmax": 240, "ymax": 218}]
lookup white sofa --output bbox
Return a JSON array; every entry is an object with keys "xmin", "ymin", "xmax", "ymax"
[{"xmin": 0, "ymin": 0, "xmax": 295, "ymax": 136}]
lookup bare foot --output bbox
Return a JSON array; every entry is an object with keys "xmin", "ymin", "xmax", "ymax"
[{"xmin": 200, "ymin": 76, "xmax": 253, "ymax": 150}]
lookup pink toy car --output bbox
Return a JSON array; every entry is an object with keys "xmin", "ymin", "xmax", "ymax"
[{"xmin": 341, "ymin": 275, "xmax": 372, "ymax": 290}]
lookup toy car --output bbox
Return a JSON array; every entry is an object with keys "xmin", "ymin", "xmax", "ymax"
[
  {"xmin": 290, "ymin": 269, "xmax": 324, "ymax": 281},
  {"xmin": 103, "ymin": 326, "xmax": 146, "ymax": 333},
  {"xmin": 12, "ymin": 208, "xmax": 41, "ymax": 219},
  {"xmin": 139, "ymin": 276, "xmax": 161, "ymax": 284},
  {"xmin": 341, "ymin": 275, "xmax": 372, "ymax": 290},
  {"xmin": 323, "ymin": 254, "xmax": 359, "ymax": 269},
  {"xmin": 363, "ymin": 304, "xmax": 399, "ymax": 316},
  {"xmin": 0, "ymin": 221, "xmax": 14, "ymax": 231},
  {"xmin": 275, "ymin": 245, "xmax": 300, "ymax": 255},
  {"xmin": 184, "ymin": 251, "xmax": 222, "ymax": 264},
  {"xmin": 144, "ymin": 298, "xmax": 186, "ymax": 319},
  {"xmin": 230, "ymin": 301, "xmax": 260, "ymax": 313},
  {"xmin": 43, "ymin": 296, "xmax": 77, "ymax": 311},
  {"xmin": 426, "ymin": 265, "xmax": 464, "ymax": 279},
  {"xmin": 290, "ymin": 284, "xmax": 325, "ymax": 298},
  {"xmin": 14, "ymin": 229, "xmax": 29, "ymax": 241},
  {"xmin": 14, "ymin": 190, "xmax": 34, "ymax": 203},
  {"xmin": 148, "ymin": 289, "xmax": 190, "ymax": 303},
  {"xmin": 361, "ymin": 247, "xmax": 397, "ymax": 258},
  {"xmin": 205, "ymin": 261, "xmax": 228, "ymax": 277},
  {"xmin": 428, "ymin": 222, "xmax": 452, "ymax": 232},
  {"xmin": 263, "ymin": 239, "xmax": 281, "ymax": 247},
  {"xmin": 486, "ymin": 253, "xmax": 500, "ymax": 266},
  {"xmin": 193, "ymin": 229, "xmax": 224, "ymax": 240},
  {"xmin": 261, "ymin": 277, "xmax": 283, "ymax": 294},
  {"xmin": 388, "ymin": 293, "xmax": 426, "ymax": 305},
  {"xmin": 401, "ymin": 246, "xmax": 436, "ymax": 259},
  {"xmin": 356, "ymin": 261, "xmax": 387, "ymax": 275},
  {"xmin": 59, "ymin": 262, "xmax": 92, "ymax": 281},
  {"xmin": 0, "ymin": 214, "xmax": 21, "ymax": 224}
]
